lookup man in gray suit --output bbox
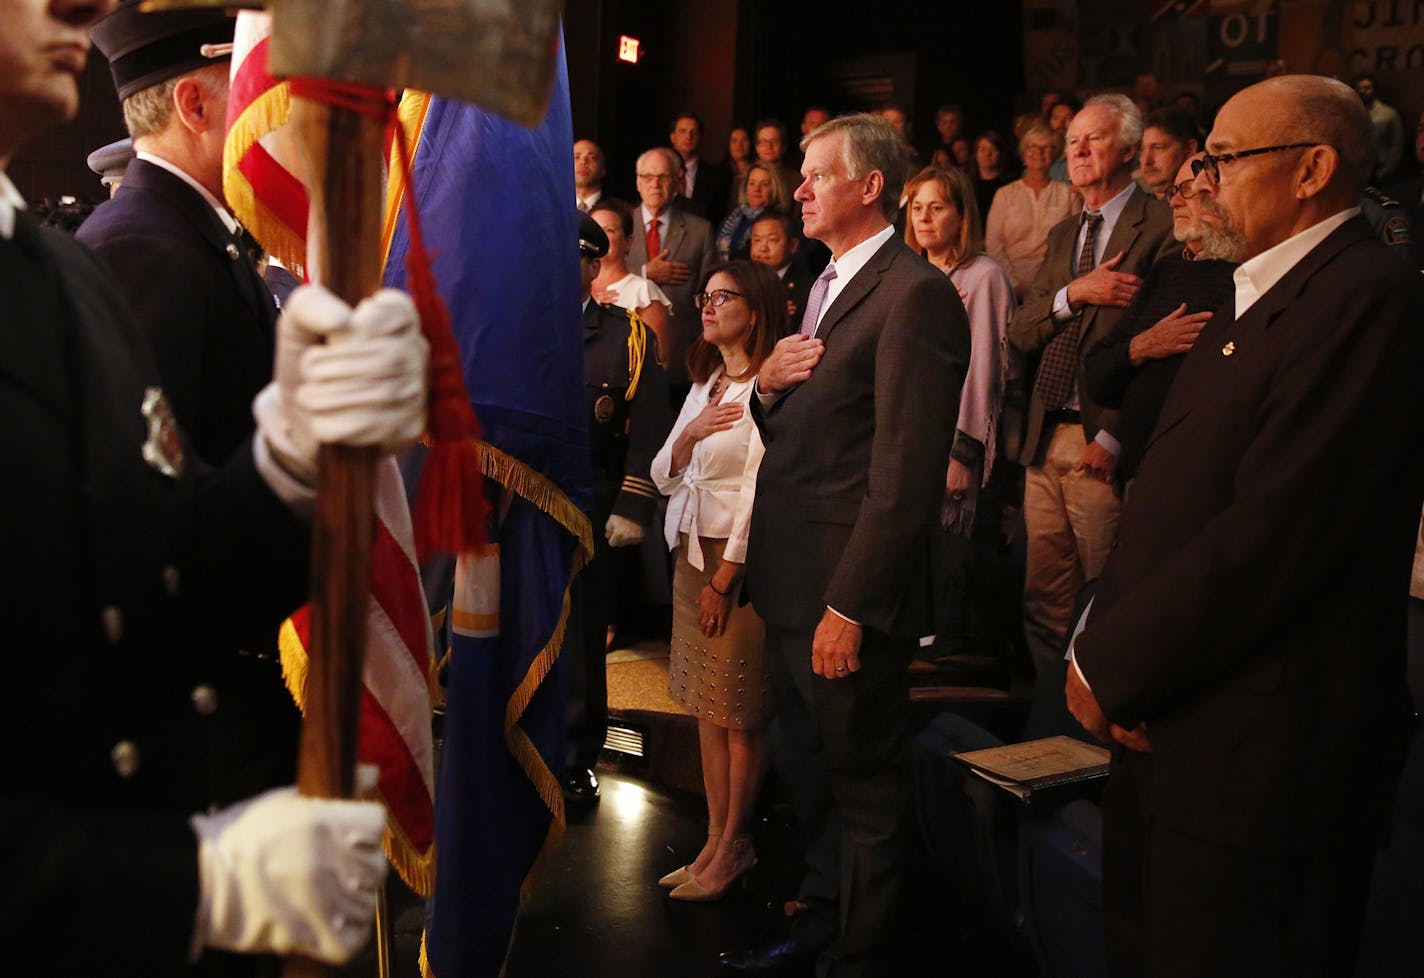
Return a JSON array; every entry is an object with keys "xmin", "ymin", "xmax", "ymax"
[
  {"xmin": 627, "ymin": 146, "xmax": 716, "ymax": 404},
  {"xmin": 723, "ymin": 114, "xmax": 969, "ymax": 978},
  {"xmin": 1008, "ymin": 94, "xmax": 1176, "ymax": 683}
]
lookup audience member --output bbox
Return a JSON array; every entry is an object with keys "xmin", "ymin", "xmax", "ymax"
[
  {"xmin": 986, "ymin": 122, "xmax": 1079, "ymax": 299},
  {"xmin": 1173, "ymin": 89, "xmax": 1202, "ymax": 121},
  {"xmin": 749, "ymin": 211, "xmax": 812, "ymax": 333},
  {"xmin": 651, "ymin": 260, "xmax": 782, "ymax": 902},
  {"xmin": 85, "ymin": 136, "xmax": 132, "ymax": 196},
  {"xmin": 671, "ymin": 112, "xmax": 728, "ymax": 225},
  {"xmin": 1355, "ymin": 72, "xmax": 1404, "ymax": 185},
  {"xmin": 1007, "ymin": 94, "xmax": 1175, "ymax": 682},
  {"xmin": 948, "ymin": 136, "xmax": 972, "ymax": 169},
  {"xmin": 969, "ymin": 130, "xmax": 1013, "ymax": 224},
  {"xmin": 722, "ymin": 113, "xmax": 968, "ymax": 978},
  {"xmin": 726, "ymin": 125, "xmax": 754, "ymax": 189},
  {"xmin": 753, "ymin": 118, "xmax": 803, "ymax": 205},
  {"xmin": 1081, "ymin": 153, "xmax": 1235, "ymax": 488},
  {"xmin": 905, "ymin": 165, "xmax": 1017, "ymax": 537},
  {"xmin": 589, "ymin": 197, "xmax": 672, "ymax": 345},
  {"xmin": 574, "ymin": 138, "xmax": 605, "ymax": 212},
  {"xmin": 627, "ymin": 146, "xmax": 717, "ymax": 405},
  {"xmin": 1047, "ymin": 96, "xmax": 1080, "ymax": 182},
  {"xmin": 716, "ymin": 162, "xmax": 787, "ymax": 262},
  {"xmin": 1138, "ymin": 107, "xmax": 1201, "ymax": 198},
  {"xmin": 933, "ymin": 103, "xmax": 964, "ymax": 159},
  {"xmin": 565, "ymin": 212, "xmax": 673, "ymax": 806},
  {"xmin": 1069, "ymin": 74, "xmax": 1424, "ymax": 978},
  {"xmin": 881, "ymin": 103, "xmax": 919, "ymax": 165},
  {"xmin": 801, "ymin": 105, "xmax": 831, "ymax": 137}
]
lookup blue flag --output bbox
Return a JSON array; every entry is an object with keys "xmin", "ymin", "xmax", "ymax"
[{"xmin": 383, "ymin": 37, "xmax": 592, "ymax": 978}]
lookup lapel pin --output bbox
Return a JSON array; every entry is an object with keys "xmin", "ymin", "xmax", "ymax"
[{"xmin": 1221, "ymin": 341, "xmax": 1236, "ymax": 357}]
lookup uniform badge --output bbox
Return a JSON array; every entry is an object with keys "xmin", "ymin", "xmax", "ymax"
[
  {"xmin": 594, "ymin": 394, "xmax": 616, "ymax": 424},
  {"xmin": 140, "ymin": 387, "xmax": 184, "ymax": 478},
  {"xmin": 1221, "ymin": 341, "xmax": 1236, "ymax": 357}
]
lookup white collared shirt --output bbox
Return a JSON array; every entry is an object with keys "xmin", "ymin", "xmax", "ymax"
[
  {"xmin": 136, "ymin": 151, "xmax": 239, "ymax": 235},
  {"xmin": 0, "ymin": 172, "xmax": 27, "ymax": 240},
  {"xmin": 809, "ymin": 223, "xmax": 896, "ymax": 336},
  {"xmin": 576, "ymin": 189, "xmax": 602, "ymax": 211},
  {"xmin": 1232, "ymin": 207, "xmax": 1360, "ymax": 319}
]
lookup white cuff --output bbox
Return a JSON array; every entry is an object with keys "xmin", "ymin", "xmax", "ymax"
[
  {"xmin": 827, "ymin": 605, "xmax": 861, "ymax": 627},
  {"xmin": 1052, "ymin": 286, "xmax": 1073, "ymax": 321},
  {"xmin": 253, "ymin": 431, "xmax": 315, "ymax": 516},
  {"xmin": 1093, "ymin": 429, "xmax": 1121, "ymax": 458}
]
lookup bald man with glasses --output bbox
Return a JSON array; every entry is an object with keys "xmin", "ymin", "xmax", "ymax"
[{"xmin": 1069, "ymin": 75, "xmax": 1424, "ymax": 978}]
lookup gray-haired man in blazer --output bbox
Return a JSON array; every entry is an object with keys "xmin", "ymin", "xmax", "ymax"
[{"xmin": 723, "ymin": 114, "xmax": 970, "ymax": 978}]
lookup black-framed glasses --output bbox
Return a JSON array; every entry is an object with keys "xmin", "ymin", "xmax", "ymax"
[
  {"xmin": 1190, "ymin": 143, "xmax": 1316, "ymax": 182},
  {"xmin": 1167, "ymin": 178, "xmax": 1199, "ymax": 202},
  {"xmin": 693, "ymin": 289, "xmax": 743, "ymax": 310}
]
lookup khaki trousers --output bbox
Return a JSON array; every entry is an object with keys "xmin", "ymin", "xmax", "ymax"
[{"xmin": 1022, "ymin": 422, "xmax": 1121, "ymax": 679}]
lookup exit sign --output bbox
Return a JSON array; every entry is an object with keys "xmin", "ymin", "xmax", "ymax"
[{"xmin": 618, "ymin": 35, "xmax": 641, "ymax": 63}]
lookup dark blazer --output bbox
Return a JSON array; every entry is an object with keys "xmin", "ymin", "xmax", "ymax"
[
  {"xmin": 627, "ymin": 203, "xmax": 716, "ymax": 386},
  {"xmin": 1007, "ymin": 185, "xmax": 1176, "ymax": 463},
  {"xmin": 0, "ymin": 216, "xmax": 308, "ymax": 976},
  {"xmin": 78, "ymin": 158, "xmax": 279, "ymax": 465},
  {"xmin": 781, "ymin": 264, "xmax": 814, "ymax": 335},
  {"xmin": 1080, "ymin": 254, "xmax": 1237, "ymax": 483},
  {"xmin": 683, "ymin": 158, "xmax": 730, "ymax": 227},
  {"xmin": 746, "ymin": 234, "xmax": 970, "ymax": 637},
  {"xmin": 1076, "ymin": 216, "xmax": 1424, "ymax": 853}
]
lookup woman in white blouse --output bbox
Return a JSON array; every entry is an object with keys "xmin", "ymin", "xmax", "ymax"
[
  {"xmin": 651, "ymin": 260, "xmax": 783, "ymax": 901},
  {"xmin": 984, "ymin": 123, "xmax": 1080, "ymax": 299},
  {"xmin": 589, "ymin": 198, "xmax": 672, "ymax": 349}
]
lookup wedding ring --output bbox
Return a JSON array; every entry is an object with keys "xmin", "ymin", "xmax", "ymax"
[{"xmin": 836, "ymin": 664, "xmax": 847, "ymax": 672}]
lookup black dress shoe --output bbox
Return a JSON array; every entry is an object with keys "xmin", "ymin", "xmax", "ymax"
[
  {"xmin": 718, "ymin": 934, "xmax": 823, "ymax": 974},
  {"xmin": 562, "ymin": 768, "xmax": 600, "ymax": 807}
]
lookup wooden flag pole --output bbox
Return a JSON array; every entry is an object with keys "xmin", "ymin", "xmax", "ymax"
[{"xmin": 284, "ymin": 98, "xmax": 386, "ymax": 978}]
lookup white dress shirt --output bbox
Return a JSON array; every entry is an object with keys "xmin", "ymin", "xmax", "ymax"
[
  {"xmin": 0, "ymin": 172, "xmax": 25, "ymax": 239},
  {"xmin": 1232, "ymin": 207, "xmax": 1359, "ymax": 319},
  {"xmin": 136, "ymin": 150, "xmax": 239, "ymax": 234}
]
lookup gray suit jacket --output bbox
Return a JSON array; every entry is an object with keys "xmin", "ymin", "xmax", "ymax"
[
  {"xmin": 1007, "ymin": 184, "xmax": 1175, "ymax": 463},
  {"xmin": 746, "ymin": 235, "xmax": 970, "ymax": 637},
  {"xmin": 628, "ymin": 204, "xmax": 716, "ymax": 385}
]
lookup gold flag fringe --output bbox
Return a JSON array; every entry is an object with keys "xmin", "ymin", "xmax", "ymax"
[
  {"xmin": 381, "ymin": 90, "xmax": 433, "ymax": 270},
  {"xmin": 277, "ymin": 618, "xmax": 437, "ymax": 897},
  {"xmin": 222, "ymin": 83, "xmax": 307, "ymax": 270},
  {"xmin": 476, "ymin": 440, "xmax": 594, "ymax": 571}
]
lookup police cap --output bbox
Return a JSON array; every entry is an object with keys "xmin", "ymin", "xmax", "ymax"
[
  {"xmin": 579, "ymin": 210, "xmax": 609, "ymax": 259},
  {"xmin": 91, "ymin": 0, "xmax": 234, "ymax": 102}
]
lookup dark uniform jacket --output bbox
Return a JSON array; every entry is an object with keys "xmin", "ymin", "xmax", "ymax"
[
  {"xmin": 0, "ymin": 215, "xmax": 308, "ymax": 976},
  {"xmin": 77, "ymin": 156, "xmax": 298, "ymax": 804},
  {"xmin": 583, "ymin": 299, "xmax": 671, "ymax": 525},
  {"xmin": 78, "ymin": 157, "xmax": 279, "ymax": 464}
]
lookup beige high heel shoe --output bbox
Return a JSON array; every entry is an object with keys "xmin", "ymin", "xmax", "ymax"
[
  {"xmin": 668, "ymin": 836, "xmax": 757, "ymax": 902},
  {"xmin": 658, "ymin": 829, "xmax": 720, "ymax": 888}
]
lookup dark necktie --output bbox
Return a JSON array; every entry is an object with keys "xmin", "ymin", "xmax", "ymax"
[{"xmin": 1033, "ymin": 210, "xmax": 1103, "ymax": 411}]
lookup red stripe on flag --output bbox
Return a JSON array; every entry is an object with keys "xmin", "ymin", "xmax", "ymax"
[
  {"xmin": 360, "ymin": 688, "xmax": 434, "ymax": 849},
  {"xmin": 371, "ymin": 520, "xmax": 429, "ymax": 672},
  {"xmin": 229, "ymin": 36, "xmax": 274, "ymax": 112},
  {"xmin": 237, "ymin": 143, "xmax": 309, "ymax": 239}
]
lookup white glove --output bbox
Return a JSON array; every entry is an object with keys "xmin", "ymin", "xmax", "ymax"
[
  {"xmin": 605, "ymin": 514, "xmax": 645, "ymax": 547},
  {"xmin": 189, "ymin": 786, "xmax": 388, "ymax": 964},
  {"xmin": 254, "ymin": 284, "xmax": 429, "ymax": 485}
]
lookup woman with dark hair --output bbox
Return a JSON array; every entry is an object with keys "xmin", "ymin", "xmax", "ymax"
[
  {"xmin": 650, "ymin": 260, "xmax": 783, "ymax": 901},
  {"xmin": 715, "ymin": 163, "xmax": 786, "ymax": 262},
  {"xmin": 970, "ymin": 129, "xmax": 1013, "ymax": 222},
  {"xmin": 724, "ymin": 126, "xmax": 754, "ymax": 212},
  {"xmin": 589, "ymin": 198, "xmax": 671, "ymax": 347}
]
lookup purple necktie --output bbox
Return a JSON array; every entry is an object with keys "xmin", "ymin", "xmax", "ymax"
[{"xmin": 799, "ymin": 263, "xmax": 838, "ymax": 337}]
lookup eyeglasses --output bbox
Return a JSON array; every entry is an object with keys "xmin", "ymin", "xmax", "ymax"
[
  {"xmin": 636, "ymin": 172, "xmax": 674, "ymax": 184},
  {"xmin": 693, "ymin": 289, "xmax": 743, "ymax": 310},
  {"xmin": 1190, "ymin": 143, "xmax": 1316, "ymax": 182},
  {"xmin": 1167, "ymin": 178, "xmax": 1199, "ymax": 202}
]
